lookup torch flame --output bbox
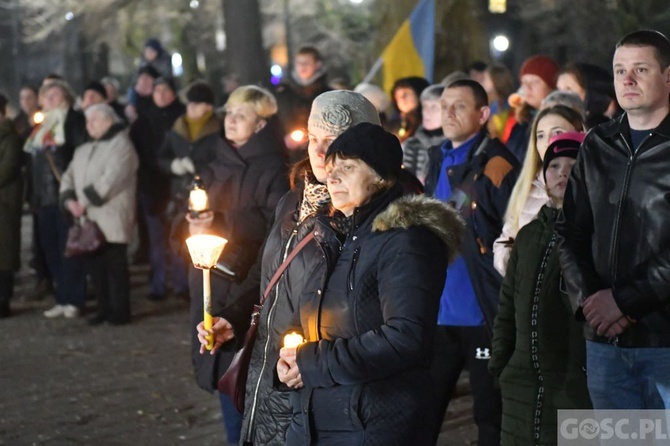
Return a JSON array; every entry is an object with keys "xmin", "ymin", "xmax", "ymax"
[{"xmin": 283, "ymin": 332, "xmax": 304, "ymax": 349}]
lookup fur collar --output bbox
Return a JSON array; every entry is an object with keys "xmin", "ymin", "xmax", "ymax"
[
  {"xmin": 172, "ymin": 113, "xmax": 222, "ymax": 141},
  {"xmin": 372, "ymin": 194, "xmax": 464, "ymax": 264}
]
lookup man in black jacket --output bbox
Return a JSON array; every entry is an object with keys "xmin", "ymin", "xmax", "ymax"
[
  {"xmin": 275, "ymin": 45, "xmax": 330, "ymax": 161},
  {"xmin": 425, "ymin": 79, "xmax": 519, "ymax": 445},
  {"xmin": 557, "ymin": 29, "xmax": 670, "ymax": 410}
]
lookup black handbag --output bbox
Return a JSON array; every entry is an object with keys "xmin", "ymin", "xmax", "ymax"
[
  {"xmin": 217, "ymin": 232, "xmax": 315, "ymax": 412},
  {"xmin": 64, "ymin": 216, "xmax": 106, "ymax": 257}
]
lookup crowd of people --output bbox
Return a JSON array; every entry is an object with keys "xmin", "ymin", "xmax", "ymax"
[{"xmin": 1, "ymin": 28, "xmax": 669, "ymax": 445}]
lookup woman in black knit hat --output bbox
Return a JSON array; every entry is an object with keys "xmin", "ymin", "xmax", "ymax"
[{"xmin": 277, "ymin": 123, "xmax": 465, "ymax": 445}]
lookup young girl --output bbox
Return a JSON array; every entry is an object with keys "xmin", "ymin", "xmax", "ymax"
[
  {"xmin": 493, "ymin": 105, "xmax": 585, "ymax": 276},
  {"xmin": 490, "ymin": 132, "xmax": 592, "ymax": 446}
]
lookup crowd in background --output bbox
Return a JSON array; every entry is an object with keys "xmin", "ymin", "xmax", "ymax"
[{"xmin": 1, "ymin": 28, "xmax": 669, "ymax": 446}]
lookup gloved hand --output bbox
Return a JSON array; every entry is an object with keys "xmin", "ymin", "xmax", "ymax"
[
  {"xmin": 170, "ymin": 158, "xmax": 186, "ymax": 175},
  {"xmin": 181, "ymin": 157, "xmax": 195, "ymax": 174}
]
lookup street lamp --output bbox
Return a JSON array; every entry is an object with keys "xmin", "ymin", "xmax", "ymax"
[
  {"xmin": 490, "ymin": 34, "xmax": 510, "ymax": 61},
  {"xmin": 492, "ymin": 35, "xmax": 510, "ymax": 52},
  {"xmin": 186, "ymin": 234, "xmax": 228, "ymax": 350}
]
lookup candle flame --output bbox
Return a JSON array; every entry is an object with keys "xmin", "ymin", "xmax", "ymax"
[
  {"xmin": 33, "ymin": 111, "xmax": 45, "ymax": 125},
  {"xmin": 283, "ymin": 332, "xmax": 304, "ymax": 348},
  {"xmin": 189, "ymin": 188, "xmax": 208, "ymax": 212},
  {"xmin": 290, "ymin": 129, "xmax": 305, "ymax": 143}
]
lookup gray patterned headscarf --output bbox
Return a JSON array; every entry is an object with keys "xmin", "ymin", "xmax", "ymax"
[{"xmin": 307, "ymin": 90, "xmax": 381, "ymax": 135}]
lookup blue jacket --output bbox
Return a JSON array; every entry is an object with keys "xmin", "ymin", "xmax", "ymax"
[{"xmin": 425, "ymin": 131, "xmax": 520, "ymax": 334}]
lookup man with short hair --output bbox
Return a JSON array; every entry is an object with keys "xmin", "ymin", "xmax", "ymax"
[
  {"xmin": 557, "ymin": 29, "xmax": 670, "ymax": 409},
  {"xmin": 275, "ymin": 45, "xmax": 330, "ymax": 157},
  {"xmin": 425, "ymin": 79, "xmax": 519, "ymax": 445},
  {"xmin": 80, "ymin": 81, "xmax": 108, "ymax": 111}
]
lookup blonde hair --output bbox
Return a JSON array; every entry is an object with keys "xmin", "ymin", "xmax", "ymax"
[
  {"xmin": 225, "ymin": 85, "xmax": 277, "ymax": 119},
  {"xmin": 504, "ymin": 105, "xmax": 584, "ymax": 232}
]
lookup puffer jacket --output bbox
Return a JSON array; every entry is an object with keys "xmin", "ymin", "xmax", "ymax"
[
  {"xmin": 288, "ymin": 184, "xmax": 464, "ymax": 446},
  {"xmin": 238, "ymin": 186, "xmax": 328, "ymax": 446},
  {"xmin": 491, "ymin": 206, "xmax": 591, "ymax": 446},
  {"xmin": 557, "ymin": 112, "xmax": 670, "ymax": 347}
]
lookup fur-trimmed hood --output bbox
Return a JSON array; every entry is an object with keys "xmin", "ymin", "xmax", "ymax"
[{"xmin": 372, "ymin": 194, "xmax": 464, "ymax": 264}]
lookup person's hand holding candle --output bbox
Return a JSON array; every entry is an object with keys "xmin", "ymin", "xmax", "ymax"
[
  {"xmin": 186, "ymin": 210, "xmax": 214, "ymax": 235},
  {"xmin": 278, "ymin": 332, "xmax": 304, "ymax": 388}
]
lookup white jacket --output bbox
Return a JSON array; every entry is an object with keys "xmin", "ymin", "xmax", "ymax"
[
  {"xmin": 60, "ymin": 126, "xmax": 139, "ymax": 243},
  {"xmin": 493, "ymin": 173, "xmax": 550, "ymax": 276}
]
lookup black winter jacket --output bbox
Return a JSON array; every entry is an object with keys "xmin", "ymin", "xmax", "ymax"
[
  {"xmin": 30, "ymin": 108, "xmax": 87, "ymax": 208},
  {"xmin": 130, "ymin": 100, "xmax": 184, "ymax": 210},
  {"xmin": 288, "ymin": 185, "xmax": 464, "ymax": 446},
  {"xmin": 557, "ymin": 112, "xmax": 670, "ymax": 347},
  {"xmin": 275, "ymin": 72, "xmax": 330, "ymax": 135},
  {"xmin": 172, "ymin": 123, "xmax": 289, "ymax": 392},
  {"xmin": 158, "ymin": 113, "xmax": 220, "ymax": 216},
  {"xmin": 425, "ymin": 132, "xmax": 520, "ymax": 333},
  {"xmin": 236, "ymin": 185, "xmax": 328, "ymax": 445}
]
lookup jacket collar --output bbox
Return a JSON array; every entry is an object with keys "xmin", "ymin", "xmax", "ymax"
[
  {"xmin": 603, "ymin": 110, "xmax": 670, "ymax": 140},
  {"xmin": 212, "ymin": 117, "xmax": 285, "ymax": 169},
  {"xmin": 172, "ymin": 113, "xmax": 222, "ymax": 141},
  {"xmin": 96, "ymin": 123, "xmax": 126, "ymax": 142}
]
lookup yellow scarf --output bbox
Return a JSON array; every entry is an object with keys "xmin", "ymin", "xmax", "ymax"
[{"xmin": 185, "ymin": 111, "xmax": 213, "ymax": 142}]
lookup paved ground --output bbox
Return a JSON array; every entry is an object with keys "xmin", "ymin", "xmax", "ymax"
[{"xmin": 0, "ymin": 214, "xmax": 477, "ymax": 445}]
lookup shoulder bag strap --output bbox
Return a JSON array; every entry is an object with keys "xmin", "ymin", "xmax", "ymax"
[
  {"xmin": 260, "ymin": 231, "xmax": 315, "ymax": 306},
  {"xmin": 43, "ymin": 148, "xmax": 62, "ymax": 184}
]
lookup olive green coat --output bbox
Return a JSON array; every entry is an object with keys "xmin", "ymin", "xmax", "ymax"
[
  {"xmin": 490, "ymin": 206, "xmax": 592, "ymax": 446},
  {"xmin": 0, "ymin": 120, "xmax": 23, "ymax": 271}
]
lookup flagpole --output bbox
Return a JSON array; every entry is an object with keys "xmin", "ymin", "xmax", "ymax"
[{"xmin": 361, "ymin": 57, "xmax": 383, "ymax": 84}]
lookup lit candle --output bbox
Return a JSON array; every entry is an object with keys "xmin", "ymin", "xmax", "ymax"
[
  {"xmin": 189, "ymin": 188, "xmax": 208, "ymax": 212},
  {"xmin": 283, "ymin": 332, "xmax": 304, "ymax": 349},
  {"xmin": 185, "ymin": 234, "xmax": 228, "ymax": 351},
  {"xmin": 33, "ymin": 111, "xmax": 45, "ymax": 125},
  {"xmin": 290, "ymin": 129, "xmax": 305, "ymax": 143},
  {"xmin": 203, "ymin": 268, "xmax": 213, "ymax": 350}
]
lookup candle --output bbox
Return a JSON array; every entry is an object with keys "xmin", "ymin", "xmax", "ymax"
[
  {"xmin": 33, "ymin": 111, "xmax": 45, "ymax": 125},
  {"xmin": 189, "ymin": 188, "xmax": 208, "ymax": 212},
  {"xmin": 283, "ymin": 332, "xmax": 304, "ymax": 349},
  {"xmin": 290, "ymin": 129, "xmax": 305, "ymax": 143},
  {"xmin": 203, "ymin": 269, "xmax": 213, "ymax": 350},
  {"xmin": 185, "ymin": 234, "xmax": 228, "ymax": 352}
]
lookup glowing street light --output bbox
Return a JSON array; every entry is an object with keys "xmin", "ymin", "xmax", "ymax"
[{"xmin": 492, "ymin": 35, "xmax": 510, "ymax": 52}]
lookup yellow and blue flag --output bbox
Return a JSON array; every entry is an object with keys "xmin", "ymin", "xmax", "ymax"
[{"xmin": 380, "ymin": 0, "xmax": 435, "ymax": 94}]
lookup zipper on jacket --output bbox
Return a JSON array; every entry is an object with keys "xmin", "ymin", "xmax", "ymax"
[
  {"xmin": 246, "ymin": 228, "xmax": 297, "ymax": 439},
  {"xmin": 348, "ymin": 247, "xmax": 360, "ymax": 291},
  {"xmin": 609, "ymin": 135, "xmax": 644, "ymax": 282}
]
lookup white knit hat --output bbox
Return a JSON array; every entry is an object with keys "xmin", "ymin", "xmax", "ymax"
[{"xmin": 308, "ymin": 90, "xmax": 381, "ymax": 136}]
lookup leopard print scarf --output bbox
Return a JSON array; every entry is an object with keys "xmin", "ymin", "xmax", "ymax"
[{"xmin": 299, "ymin": 175, "xmax": 330, "ymax": 222}]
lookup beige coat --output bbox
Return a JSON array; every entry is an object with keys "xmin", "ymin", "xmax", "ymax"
[{"xmin": 60, "ymin": 125, "xmax": 139, "ymax": 243}]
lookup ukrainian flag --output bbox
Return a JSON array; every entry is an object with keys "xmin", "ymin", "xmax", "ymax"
[{"xmin": 380, "ymin": 0, "xmax": 435, "ymax": 94}]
